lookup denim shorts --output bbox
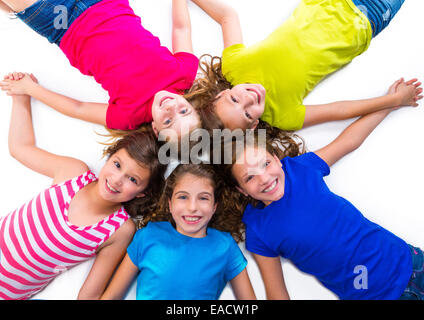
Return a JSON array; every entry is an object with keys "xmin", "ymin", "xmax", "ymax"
[
  {"xmin": 15, "ymin": 0, "xmax": 103, "ymax": 45},
  {"xmin": 399, "ymin": 245, "xmax": 424, "ymax": 300},
  {"xmin": 352, "ymin": 0, "xmax": 405, "ymax": 37}
]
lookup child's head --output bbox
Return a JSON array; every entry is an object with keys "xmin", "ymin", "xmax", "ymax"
[
  {"xmin": 187, "ymin": 55, "xmax": 266, "ymax": 132},
  {"xmin": 151, "ymin": 90, "xmax": 201, "ymax": 141},
  {"xmin": 102, "ymin": 126, "xmax": 166, "ymax": 217},
  {"xmin": 221, "ymin": 127, "xmax": 304, "ymax": 205},
  {"xmin": 147, "ymin": 163, "xmax": 245, "ymax": 242}
]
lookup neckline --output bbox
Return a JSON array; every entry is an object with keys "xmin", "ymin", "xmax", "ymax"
[
  {"xmin": 62, "ymin": 171, "xmax": 124, "ymax": 231},
  {"xmin": 163, "ymin": 221, "xmax": 211, "ymax": 241}
]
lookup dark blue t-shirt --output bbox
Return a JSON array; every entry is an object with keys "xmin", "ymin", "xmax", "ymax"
[{"xmin": 242, "ymin": 152, "xmax": 412, "ymax": 299}]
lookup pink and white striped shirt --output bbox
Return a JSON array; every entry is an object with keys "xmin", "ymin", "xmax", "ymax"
[{"xmin": 0, "ymin": 171, "xmax": 129, "ymax": 300}]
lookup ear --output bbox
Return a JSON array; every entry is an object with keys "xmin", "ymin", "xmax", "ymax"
[
  {"xmin": 236, "ymin": 185, "xmax": 249, "ymax": 197},
  {"xmin": 272, "ymin": 153, "xmax": 282, "ymax": 167},
  {"xmin": 135, "ymin": 192, "xmax": 146, "ymax": 199},
  {"xmin": 151, "ymin": 122, "xmax": 159, "ymax": 137},
  {"xmin": 250, "ymin": 119, "xmax": 259, "ymax": 130}
]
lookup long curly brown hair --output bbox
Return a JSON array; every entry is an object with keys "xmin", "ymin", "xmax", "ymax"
[
  {"xmin": 140, "ymin": 163, "xmax": 246, "ymax": 243},
  {"xmin": 102, "ymin": 125, "xmax": 166, "ymax": 219}
]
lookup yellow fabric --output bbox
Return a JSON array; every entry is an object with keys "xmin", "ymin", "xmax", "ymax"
[{"xmin": 222, "ymin": 0, "xmax": 372, "ymax": 130}]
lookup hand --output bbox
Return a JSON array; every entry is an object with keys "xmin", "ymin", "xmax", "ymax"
[
  {"xmin": 0, "ymin": 72, "xmax": 39, "ymax": 96},
  {"xmin": 390, "ymin": 78, "xmax": 423, "ymax": 108}
]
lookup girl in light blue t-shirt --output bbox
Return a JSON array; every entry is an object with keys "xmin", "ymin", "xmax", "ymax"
[{"xmin": 101, "ymin": 163, "xmax": 256, "ymax": 300}]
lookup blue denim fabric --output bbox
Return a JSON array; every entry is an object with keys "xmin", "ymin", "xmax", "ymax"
[
  {"xmin": 399, "ymin": 245, "xmax": 424, "ymax": 300},
  {"xmin": 352, "ymin": 0, "xmax": 405, "ymax": 37},
  {"xmin": 15, "ymin": 0, "xmax": 103, "ymax": 45}
]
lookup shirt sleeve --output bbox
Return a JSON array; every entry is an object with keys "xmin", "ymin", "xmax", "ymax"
[
  {"xmin": 245, "ymin": 224, "xmax": 279, "ymax": 258},
  {"xmin": 224, "ymin": 236, "xmax": 248, "ymax": 282},
  {"xmin": 221, "ymin": 44, "xmax": 246, "ymax": 84},
  {"xmin": 106, "ymin": 98, "xmax": 153, "ymax": 130},
  {"xmin": 126, "ymin": 229, "xmax": 144, "ymax": 268},
  {"xmin": 174, "ymin": 51, "xmax": 199, "ymax": 87},
  {"xmin": 293, "ymin": 152, "xmax": 330, "ymax": 177}
]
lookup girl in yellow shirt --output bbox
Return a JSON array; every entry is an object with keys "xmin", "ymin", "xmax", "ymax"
[{"xmin": 189, "ymin": 0, "xmax": 422, "ymax": 132}]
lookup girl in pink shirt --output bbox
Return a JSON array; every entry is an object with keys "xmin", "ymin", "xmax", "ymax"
[
  {"xmin": 0, "ymin": 0, "xmax": 200, "ymax": 140},
  {"xmin": 0, "ymin": 72, "xmax": 165, "ymax": 300}
]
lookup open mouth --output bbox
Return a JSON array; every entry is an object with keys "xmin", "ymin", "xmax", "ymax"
[
  {"xmin": 160, "ymin": 96, "xmax": 173, "ymax": 107},
  {"xmin": 105, "ymin": 180, "xmax": 119, "ymax": 194},
  {"xmin": 248, "ymin": 88, "xmax": 261, "ymax": 104},
  {"xmin": 182, "ymin": 216, "xmax": 202, "ymax": 224},
  {"xmin": 262, "ymin": 178, "xmax": 278, "ymax": 193}
]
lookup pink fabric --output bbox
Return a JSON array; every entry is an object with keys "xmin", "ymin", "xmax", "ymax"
[
  {"xmin": 59, "ymin": 0, "xmax": 199, "ymax": 130},
  {"xmin": 0, "ymin": 171, "xmax": 129, "ymax": 300}
]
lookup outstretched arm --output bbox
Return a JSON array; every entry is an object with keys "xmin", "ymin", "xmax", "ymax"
[
  {"xmin": 172, "ymin": 0, "xmax": 193, "ymax": 54},
  {"xmin": 190, "ymin": 0, "xmax": 242, "ymax": 48},
  {"xmin": 303, "ymin": 78, "xmax": 423, "ymax": 128},
  {"xmin": 315, "ymin": 108, "xmax": 393, "ymax": 168},
  {"xmin": 0, "ymin": 73, "xmax": 108, "ymax": 126},
  {"xmin": 79, "ymin": 220, "xmax": 136, "ymax": 300},
  {"xmin": 100, "ymin": 252, "xmax": 139, "ymax": 300},
  {"xmin": 6, "ymin": 74, "xmax": 88, "ymax": 184},
  {"xmin": 252, "ymin": 254, "xmax": 290, "ymax": 300},
  {"xmin": 229, "ymin": 268, "xmax": 256, "ymax": 300}
]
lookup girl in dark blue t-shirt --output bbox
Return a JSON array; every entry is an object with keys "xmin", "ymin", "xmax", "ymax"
[{"xmin": 222, "ymin": 80, "xmax": 424, "ymax": 299}]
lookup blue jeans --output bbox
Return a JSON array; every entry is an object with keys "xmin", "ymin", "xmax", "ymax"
[
  {"xmin": 399, "ymin": 245, "xmax": 424, "ymax": 300},
  {"xmin": 352, "ymin": 0, "xmax": 405, "ymax": 37},
  {"xmin": 15, "ymin": 0, "xmax": 103, "ymax": 45}
]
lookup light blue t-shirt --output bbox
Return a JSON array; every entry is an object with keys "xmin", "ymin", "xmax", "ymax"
[
  {"xmin": 127, "ymin": 221, "xmax": 247, "ymax": 300},
  {"xmin": 242, "ymin": 152, "xmax": 412, "ymax": 300}
]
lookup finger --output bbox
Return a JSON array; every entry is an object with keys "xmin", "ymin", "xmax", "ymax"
[
  {"xmin": 414, "ymin": 82, "xmax": 422, "ymax": 88},
  {"xmin": 12, "ymin": 72, "xmax": 19, "ymax": 81},
  {"xmin": 406, "ymin": 78, "xmax": 418, "ymax": 85}
]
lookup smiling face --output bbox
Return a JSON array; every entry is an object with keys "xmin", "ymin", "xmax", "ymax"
[
  {"xmin": 151, "ymin": 91, "xmax": 200, "ymax": 140},
  {"xmin": 97, "ymin": 148, "xmax": 151, "ymax": 204},
  {"xmin": 214, "ymin": 83, "xmax": 266, "ymax": 130},
  {"xmin": 231, "ymin": 146, "xmax": 285, "ymax": 206},
  {"xmin": 168, "ymin": 173, "xmax": 217, "ymax": 238}
]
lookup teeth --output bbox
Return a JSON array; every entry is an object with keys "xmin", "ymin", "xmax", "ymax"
[
  {"xmin": 263, "ymin": 180, "xmax": 277, "ymax": 193},
  {"xmin": 184, "ymin": 216, "xmax": 200, "ymax": 222},
  {"xmin": 107, "ymin": 181, "xmax": 118, "ymax": 193}
]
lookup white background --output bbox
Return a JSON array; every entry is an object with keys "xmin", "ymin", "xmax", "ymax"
[{"xmin": 0, "ymin": 0, "xmax": 423, "ymax": 300}]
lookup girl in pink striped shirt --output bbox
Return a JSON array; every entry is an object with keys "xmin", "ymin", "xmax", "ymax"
[{"xmin": 0, "ymin": 73, "xmax": 165, "ymax": 300}]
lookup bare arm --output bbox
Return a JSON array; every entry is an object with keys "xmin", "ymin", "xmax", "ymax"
[
  {"xmin": 190, "ymin": 0, "xmax": 242, "ymax": 48},
  {"xmin": 79, "ymin": 219, "xmax": 136, "ymax": 300},
  {"xmin": 8, "ymin": 93, "xmax": 88, "ymax": 183},
  {"xmin": 303, "ymin": 78, "xmax": 422, "ymax": 128},
  {"xmin": 315, "ymin": 108, "xmax": 393, "ymax": 168},
  {"xmin": 172, "ymin": 0, "xmax": 193, "ymax": 53},
  {"xmin": 229, "ymin": 268, "xmax": 256, "ymax": 300},
  {"xmin": 1, "ymin": 73, "xmax": 107, "ymax": 125},
  {"xmin": 252, "ymin": 254, "xmax": 290, "ymax": 300}
]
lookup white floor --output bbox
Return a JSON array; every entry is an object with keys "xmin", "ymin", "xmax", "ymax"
[{"xmin": 0, "ymin": 0, "xmax": 423, "ymax": 300}]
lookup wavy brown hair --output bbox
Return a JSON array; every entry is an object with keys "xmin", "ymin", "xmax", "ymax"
[
  {"xmin": 102, "ymin": 125, "xmax": 166, "ymax": 219},
  {"xmin": 140, "ymin": 163, "xmax": 245, "ymax": 243}
]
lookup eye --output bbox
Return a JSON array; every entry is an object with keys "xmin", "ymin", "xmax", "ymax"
[
  {"xmin": 129, "ymin": 176, "xmax": 138, "ymax": 184},
  {"xmin": 114, "ymin": 161, "xmax": 120, "ymax": 169},
  {"xmin": 200, "ymin": 196, "xmax": 210, "ymax": 201},
  {"xmin": 231, "ymin": 95, "xmax": 238, "ymax": 103},
  {"xmin": 163, "ymin": 119, "xmax": 171, "ymax": 125},
  {"xmin": 245, "ymin": 111, "xmax": 252, "ymax": 120},
  {"xmin": 180, "ymin": 108, "xmax": 187, "ymax": 115},
  {"xmin": 177, "ymin": 195, "xmax": 187, "ymax": 200},
  {"xmin": 263, "ymin": 160, "xmax": 271, "ymax": 168},
  {"xmin": 245, "ymin": 175, "xmax": 253, "ymax": 183}
]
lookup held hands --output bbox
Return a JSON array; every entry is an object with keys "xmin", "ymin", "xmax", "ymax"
[
  {"xmin": 0, "ymin": 72, "xmax": 38, "ymax": 96},
  {"xmin": 388, "ymin": 78, "xmax": 423, "ymax": 109}
]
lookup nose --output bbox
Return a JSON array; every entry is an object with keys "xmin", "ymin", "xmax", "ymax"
[{"xmin": 188, "ymin": 198, "xmax": 197, "ymax": 212}]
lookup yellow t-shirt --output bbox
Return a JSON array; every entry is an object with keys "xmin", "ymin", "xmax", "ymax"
[{"xmin": 222, "ymin": 0, "xmax": 372, "ymax": 130}]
